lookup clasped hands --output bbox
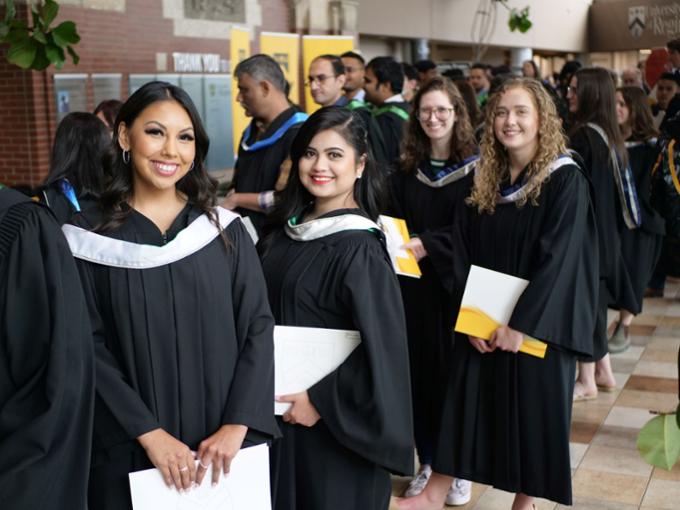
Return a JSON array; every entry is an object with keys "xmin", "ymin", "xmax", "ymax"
[
  {"xmin": 137, "ymin": 423, "xmax": 247, "ymax": 492},
  {"xmin": 469, "ymin": 325, "xmax": 524, "ymax": 354}
]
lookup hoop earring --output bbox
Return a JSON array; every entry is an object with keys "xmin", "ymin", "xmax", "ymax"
[
  {"xmin": 190, "ymin": 161, "xmax": 195, "ymax": 171},
  {"xmin": 122, "ymin": 149, "xmax": 130, "ymax": 164}
]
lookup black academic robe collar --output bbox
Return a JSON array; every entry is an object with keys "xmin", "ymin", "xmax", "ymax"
[
  {"xmin": 416, "ymin": 155, "xmax": 479, "ymax": 188},
  {"xmin": 497, "ymin": 155, "xmax": 577, "ymax": 204},
  {"xmin": 285, "ymin": 208, "xmax": 380, "ymax": 242},
  {"xmin": 62, "ymin": 207, "xmax": 239, "ymax": 269}
]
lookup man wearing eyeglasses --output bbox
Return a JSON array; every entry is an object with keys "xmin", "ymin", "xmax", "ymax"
[{"xmin": 308, "ymin": 55, "xmax": 349, "ymax": 108}]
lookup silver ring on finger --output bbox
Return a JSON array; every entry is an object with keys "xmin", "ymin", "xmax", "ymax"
[
  {"xmin": 199, "ymin": 459, "xmax": 211, "ymax": 469},
  {"xmin": 179, "ymin": 465, "xmax": 189, "ymax": 472}
]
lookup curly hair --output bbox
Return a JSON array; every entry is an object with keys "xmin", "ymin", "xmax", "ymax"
[
  {"xmin": 401, "ymin": 76, "xmax": 477, "ymax": 172},
  {"xmin": 467, "ymin": 77, "xmax": 568, "ymax": 214},
  {"xmin": 617, "ymin": 86, "xmax": 659, "ymax": 142}
]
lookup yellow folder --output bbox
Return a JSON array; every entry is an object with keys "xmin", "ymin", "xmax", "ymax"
[
  {"xmin": 378, "ymin": 215, "xmax": 422, "ymax": 278},
  {"xmin": 454, "ymin": 266, "xmax": 547, "ymax": 359}
]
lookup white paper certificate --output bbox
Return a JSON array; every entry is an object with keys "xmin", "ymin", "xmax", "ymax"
[
  {"xmin": 274, "ymin": 325, "xmax": 361, "ymax": 415},
  {"xmin": 129, "ymin": 444, "xmax": 271, "ymax": 510}
]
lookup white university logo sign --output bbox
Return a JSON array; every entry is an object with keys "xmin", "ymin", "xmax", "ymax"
[{"xmin": 629, "ymin": 6, "xmax": 646, "ymax": 38}]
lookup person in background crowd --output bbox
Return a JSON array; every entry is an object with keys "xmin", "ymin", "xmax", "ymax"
[
  {"xmin": 607, "ymin": 86, "xmax": 665, "ymax": 352},
  {"xmin": 0, "ymin": 186, "xmax": 95, "ymax": 510},
  {"xmin": 395, "ymin": 76, "xmax": 598, "ymax": 510},
  {"xmin": 260, "ymin": 107, "xmax": 413, "ymax": 510},
  {"xmin": 469, "ymin": 63, "xmax": 491, "ymax": 107},
  {"xmin": 308, "ymin": 54, "xmax": 348, "ymax": 108},
  {"xmin": 225, "ymin": 54, "xmax": 308, "ymax": 234},
  {"xmin": 568, "ymin": 67, "xmax": 636, "ymax": 401},
  {"xmin": 392, "ymin": 76, "xmax": 478, "ymax": 507},
  {"xmin": 341, "ymin": 51, "xmax": 367, "ymax": 103},
  {"xmin": 652, "ymin": 72, "xmax": 680, "ymax": 130},
  {"xmin": 667, "ymin": 38, "xmax": 680, "ymax": 76},
  {"xmin": 364, "ymin": 56, "xmax": 411, "ymax": 166},
  {"xmin": 94, "ymin": 99, "xmax": 123, "ymax": 135},
  {"xmin": 415, "ymin": 59, "xmax": 439, "ymax": 84},
  {"xmin": 451, "ymin": 77, "xmax": 482, "ymax": 128},
  {"xmin": 403, "ymin": 63, "xmax": 420, "ymax": 102},
  {"xmin": 621, "ymin": 67, "xmax": 645, "ymax": 90},
  {"xmin": 40, "ymin": 112, "xmax": 111, "ymax": 225},
  {"xmin": 63, "ymin": 81, "xmax": 278, "ymax": 510},
  {"xmin": 521, "ymin": 59, "xmax": 540, "ymax": 80}
]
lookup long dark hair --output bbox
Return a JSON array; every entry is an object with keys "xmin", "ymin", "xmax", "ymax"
[
  {"xmin": 618, "ymin": 86, "xmax": 659, "ymax": 142},
  {"xmin": 268, "ymin": 107, "xmax": 385, "ymax": 229},
  {"xmin": 401, "ymin": 76, "xmax": 476, "ymax": 173},
  {"xmin": 43, "ymin": 112, "xmax": 110, "ymax": 197},
  {"xmin": 570, "ymin": 67, "xmax": 628, "ymax": 167},
  {"xmin": 97, "ymin": 81, "xmax": 219, "ymax": 234}
]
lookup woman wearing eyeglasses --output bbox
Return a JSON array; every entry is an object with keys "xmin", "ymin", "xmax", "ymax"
[{"xmin": 393, "ymin": 77, "xmax": 478, "ymax": 506}]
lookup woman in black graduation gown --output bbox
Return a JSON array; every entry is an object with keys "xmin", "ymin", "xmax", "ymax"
[
  {"xmin": 258, "ymin": 107, "xmax": 413, "ymax": 510},
  {"xmin": 608, "ymin": 87, "xmax": 665, "ymax": 351},
  {"xmin": 568, "ymin": 68, "xmax": 640, "ymax": 400},
  {"xmin": 391, "ymin": 77, "xmax": 477, "ymax": 505},
  {"xmin": 0, "ymin": 187, "xmax": 94, "ymax": 510},
  {"xmin": 61, "ymin": 82, "xmax": 278, "ymax": 509},
  {"xmin": 40, "ymin": 112, "xmax": 111, "ymax": 225},
  {"xmin": 395, "ymin": 77, "xmax": 598, "ymax": 510}
]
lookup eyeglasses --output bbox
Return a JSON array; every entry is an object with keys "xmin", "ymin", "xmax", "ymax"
[
  {"xmin": 305, "ymin": 74, "xmax": 337, "ymax": 86},
  {"xmin": 416, "ymin": 107, "xmax": 454, "ymax": 121}
]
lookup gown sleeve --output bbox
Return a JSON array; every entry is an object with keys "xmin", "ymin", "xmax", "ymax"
[
  {"xmin": 76, "ymin": 260, "xmax": 162, "ymax": 442},
  {"xmin": 508, "ymin": 166, "xmax": 599, "ymax": 357},
  {"xmin": 0, "ymin": 201, "xmax": 94, "ymax": 509},
  {"xmin": 222, "ymin": 220, "xmax": 278, "ymax": 439},
  {"xmin": 307, "ymin": 237, "xmax": 414, "ymax": 476}
]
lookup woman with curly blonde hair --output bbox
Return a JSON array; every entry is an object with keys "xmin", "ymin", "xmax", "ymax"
[
  {"xmin": 395, "ymin": 77, "xmax": 599, "ymax": 510},
  {"xmin": 390, "ymin": 76, "xmax": 477, "ymax": 506}
]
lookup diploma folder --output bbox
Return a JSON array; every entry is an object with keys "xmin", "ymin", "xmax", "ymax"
[
  {"xmin": 378, "ymin": 215, "xmax": 422, "ymax": 279},
  {"xmin": 128, "ymin": 443, "xmax": 271, "ymax": 510},
  {"xmin": 274, "ymin": 325, "xmax": 361, "ymax": 415},
  {"xmin": 454, "ymin": 265, "xmax": 548, "ymax": 359}
]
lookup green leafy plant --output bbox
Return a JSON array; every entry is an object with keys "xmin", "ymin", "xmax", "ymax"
[
  {"xmin": 637, "ymin": 349, "xmax": 680, "ymax": 470},
  {"xmin": 0, "ymin": 0, "xmax": 80, "ymax": 70},
  {"xmin": 495, "ymin": 0, "xmax": 532, "ymax": 33}
]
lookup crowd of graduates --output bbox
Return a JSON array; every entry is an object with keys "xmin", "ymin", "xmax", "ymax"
[{"xmin": 2, "ymin": 39, "xmax": 680, "ymax": 510}]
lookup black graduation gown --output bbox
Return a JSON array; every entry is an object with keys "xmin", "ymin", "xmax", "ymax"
[
  {"xmin": 387, "ymin": 163, "xmax": 474, "ymax": 462},
  {"xmin": 570, "ymin": 125, "xmax": 630, "ymax": 361},
  {"xmin": 0, "ymin": 189, "xmax": 94, "ymax": 510},
  {"xmin": 259, "ymin": 210, "xmax": 414, "ymax": 510},
  {"xmin": 432, "ymin": 164, "xmax": 598, "ymax": 505},
  {"xmin": 374, "ymin": 101, "xmax": 410, "ymax": 167},
  {"xmin": 69, "ymin": 205, "xmax": 278, "ymax": 510},
  {"xmin": 612, "ymin": 141, "xmax": 665, "ymax": 313},
  {"xmin": 233, "ymin": 107, "xmax": 304, "ymax": 234},
  {"xmin": 40, "ymin": 185, "xmax": 98, "ymax": 226},
  {"xmin": 347, "ymin": 102, "xmax": 390, "ymax": 168}
]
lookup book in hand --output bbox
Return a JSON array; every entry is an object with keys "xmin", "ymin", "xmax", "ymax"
[
  {"xmin": 274, "ymin": 325, "xmax": 361, "ymax": 415},
  {"xmin": 454, "ymin": 265, "xmax": 548, "ymax": 358},
  {"xmin": 378, "ymin": 215, "xmax": 422, "ymax": 279}
]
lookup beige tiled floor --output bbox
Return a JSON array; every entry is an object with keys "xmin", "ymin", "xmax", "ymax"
[{"xmin": 391, "ymin": 281, "xmax": 680, "ymax": 509}]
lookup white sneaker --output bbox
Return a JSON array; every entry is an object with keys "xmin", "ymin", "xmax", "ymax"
[
  {"xmin": 404, "ymin": 464, "xmax": 432, "ymax": 497},
  {"xmin": 445, "ymin": 478, "xmax": 472, "ymax": 506}
]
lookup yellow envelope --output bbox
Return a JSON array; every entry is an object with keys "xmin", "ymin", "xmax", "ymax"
[
  {"xmin": 378, "ymin": 215, "xmax": 422, "ymax": 279},
  {"xmin": 454, "ymin": 266, "xmax": 547, "ymax": 359}
]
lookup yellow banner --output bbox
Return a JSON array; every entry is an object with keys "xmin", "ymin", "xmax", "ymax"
[
  {"xmin": 302, "ymin": 35, "xmax": 354, "ymax": 114},
  {"xmin": 260, "ymin": 32, "xmax": 301, "ymax": 107},
  {"xmin": 230, "ymin": 27, "xmax": 251, "ymax": 158}
]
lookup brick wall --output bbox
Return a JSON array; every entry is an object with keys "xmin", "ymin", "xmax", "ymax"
[{"xmin": 0, "ymin": 0, "xmax": 293, "ymax": 187}]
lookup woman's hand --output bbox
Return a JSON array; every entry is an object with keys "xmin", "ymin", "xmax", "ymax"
[
  {"xmin": 469, "ymin": 335, "xmax": 496, "ymax": 354},
  {"xmin": 221, "ymin": 190, "xmax": 239, "ymax": 210},
  {"xmin": 277, "ymin": 391, "xmax": 321, "ymax": 427},
  {"xmin": 195, "ymin": 424, "xmax": 248, "ymax": 487},
  {"xmin": 490, "ymin": 325, "xmax": 524, "ymax": 353},
  {"xmin": 402, "ymin": 237, "xmax": 427, "ymax": 261},
  {"xmin": 137, "ymin": 428, "xmax": 196, "ymax": 492}
]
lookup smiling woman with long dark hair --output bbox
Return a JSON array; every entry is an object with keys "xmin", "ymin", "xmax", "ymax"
[
  {"xmin": 61, "ymin": 81, "xmax": 278, "ymax": 510},
  {"xmin": 259, "ymin": 106, "xmax": 413, "ymax": 510}
]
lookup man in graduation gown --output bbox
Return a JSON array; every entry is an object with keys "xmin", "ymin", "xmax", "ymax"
[
  {"xmin": 0, "ymin": 186, "xmax": 94, "ymax": 510},
  {"xmin": 341, "ymin": 51, "xmax": 367, "ymax": 103},
  {"xmin": 224, "ymin": 54, "xmax": 308, "ymax": 234},
  {"xmin": 364, "ymin": 56, "xmax": 411, "ymax": 167}
]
